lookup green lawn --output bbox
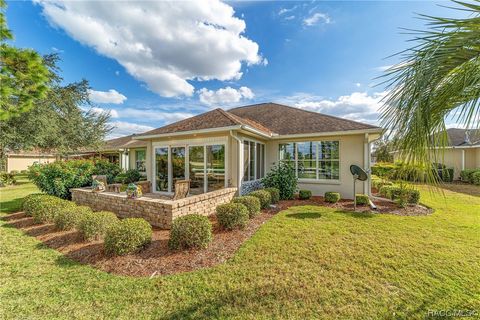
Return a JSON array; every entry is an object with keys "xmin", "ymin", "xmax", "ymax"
[{"xmin": 0, "ymin": 180, "xmax": 479, "ymax": 319}]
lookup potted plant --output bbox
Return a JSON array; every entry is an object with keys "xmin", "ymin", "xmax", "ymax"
[
  {"xmin": 91, "ymin": 179, "xmax": 105, "ymax": 192},
  {"xmin": 126, "ymin": 183, "xmax": 142, "ymax": 199}
]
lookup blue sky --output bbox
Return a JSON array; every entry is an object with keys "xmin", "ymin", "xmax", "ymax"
[{"xmin": 6, "ymin": 1, "xmax": 465, "ymax": 138}]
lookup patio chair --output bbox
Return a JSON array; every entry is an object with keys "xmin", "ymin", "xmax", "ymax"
[
  {"xmin": 173, "ymin": 179, "xmax": 190, "ymax": 200},
  {"xmin": 92, "ymin": 175, "xmax": 108, "ymax": 186}
]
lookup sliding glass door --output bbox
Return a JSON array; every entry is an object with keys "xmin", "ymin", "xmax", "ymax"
[
  {"xmin": 154, "ymin": 144, "xmax": 226, "ymax": 194},
  {"xmin": 155, "ymin": 147, "xmax": 168, "ymax": 192}
]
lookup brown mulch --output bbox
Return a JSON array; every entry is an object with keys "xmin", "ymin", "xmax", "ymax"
[{"xmin": 3, "ymin": 196, "xmax": 431, "ymax": 277}]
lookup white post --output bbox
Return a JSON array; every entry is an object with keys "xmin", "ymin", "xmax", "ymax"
[
  {"xmin": 364, "ymin": 133, "xmax": 369, "ymax": 195},
  {"xmin": 461, "ymin": 149, "xmax": 466, "ymax": 171}
]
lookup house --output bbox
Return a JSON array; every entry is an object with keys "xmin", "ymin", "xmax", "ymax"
[
  {"xmin": 5, "ymin": 151, "xmax": 58, "ymax": 173},
  {"xmin": 134, "ymin": 103, "xmax": 383, "ymax": 199},
  {"xmin": 67, "ymin": 134, "xmax": 147, "ymax": 174},
  {"xmin": 393, "ymin": 128, "xmax": 480, "ymax": 179}
]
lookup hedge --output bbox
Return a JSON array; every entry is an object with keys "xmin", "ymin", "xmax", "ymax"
[
  {"xmin": 78, "ymin": 211, "xmax": 119, "ymax": 241},
  {"xmin": 379, "ymin": 185, "xmax": 421, "ymax": 205},
  {"xmin": 324, "ymin": 192, "xmax": 340, "ymax": 203},
  {"xmin": 54, "ymin": 205, "xmax": 92, "ymax": 231},
  {"xmin": 299, "ymin": 190, "xmax": 312, "ymax": 200},
  {"xmin": 104, "ymin": 218, "xmax": 152, "ymax": 255},
  {"xmin": 28, "ymin": 195, "xmax": 73, "ymax": 224},
  {"xmin": 264, "ymin": 188, "xmax": 280, "ymax": 204},
  {"xmin": 216, "ymin": 203, "xmax": 249, "ymax": 230},
  {"xmin": 248, "ymin": 190, "xmax": 272, "ymax": 209},
  {"xmin": 355, "ymin": 194, "xmax": 369, "ymax": 205},
  {"xmin": 473, "ymin": 171, "xmax": 480, "ymax": 186},
  {"xmin": 460, "ymin": 169, "xmax": 480, "ymax": 184},
  {"xmin": 168, "ymin": 214, "xmax": 212, "ymax": 250},
  {"xmin": 232, "ymin": 196, "xmax": 261, "ymax": 218}
]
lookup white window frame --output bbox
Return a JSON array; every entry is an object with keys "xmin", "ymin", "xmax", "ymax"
[
  {"xmin": 278, "ymin": 140, "xmax": 341, "ymax": 183},
  {"xmin": 242, "ymin": 138, "xmax": 266, "ymax": 182},
  {"xmin": 153, "ymin": 143, "xmax": 227, "ymax": 194}
]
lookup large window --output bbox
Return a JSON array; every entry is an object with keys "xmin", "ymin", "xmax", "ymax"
[
  {"xmin": 135, "ymin": 150, "xmax": 146, "ymax": 172},
  {"xmin": 243, "ymin": 140, "xmax": 265, "ymax": 182},
  {"xmin": 154, "ymin": 144, "xmax": 225, "ymax": 194},
  {"xmin": 279, "ymin": 141, "xmax": 339, "ymax": 180}
]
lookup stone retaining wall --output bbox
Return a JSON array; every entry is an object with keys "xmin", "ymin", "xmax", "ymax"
[{"xmin": 71, "ymin": 187, "xmax": 237, "ymax": 229}]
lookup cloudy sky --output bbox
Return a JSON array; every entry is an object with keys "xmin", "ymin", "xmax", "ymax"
[{"xmin": 6, "ymin": 0, "xmax": 465, "ymax": 138}]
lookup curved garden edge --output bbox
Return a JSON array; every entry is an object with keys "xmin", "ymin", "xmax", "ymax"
[{"xmin": 2, "ymin": 194, "xmax": 431, "ymax": 278}]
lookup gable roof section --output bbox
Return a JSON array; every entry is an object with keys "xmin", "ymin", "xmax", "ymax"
[
  {"xmin": 138, "ymin": 102, "xmax": 382, "ymax": 138},
  {"xmin": 101, "ymin": 134, "xmax": 147, "ymax": 151},
  {"xmin": 445, "ymin": 128, "xmax": 480, "ymax": 146},
  {"xmin": 228, "ymin": 103, "xmax": 380, "ymax": 135}
]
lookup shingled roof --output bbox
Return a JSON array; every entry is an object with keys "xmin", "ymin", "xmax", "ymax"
[
  {"xmin": 140, "ymin": 102, "xmax": 381, "ymax": 137},
  {"xmin": 445, "ymin": 128, "xmax": 480, "ymax": 146},
  {"xmin": 102, "ymin": 134, "xmax": 147, "ymax": 151}
]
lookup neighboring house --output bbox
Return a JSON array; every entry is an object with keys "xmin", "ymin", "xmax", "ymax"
[
  {"xmin": 5, "ymin": 151, "xmax": 58, "ymax": 173},
  {"xmin": 393, "ymin": 128, "xmax": 480, "ymax": 179},
  {"xmin": 68, "ymin": 135, "xmax": 147, "ymax": 174},
  {"xmin": 135, "ymin": 103, "xmax": 383, "ymax": 199}
]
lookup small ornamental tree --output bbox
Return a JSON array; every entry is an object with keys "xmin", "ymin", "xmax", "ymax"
[{"xmin": 262, "ymin": 161, "xmax": 297, "ymax": 200}]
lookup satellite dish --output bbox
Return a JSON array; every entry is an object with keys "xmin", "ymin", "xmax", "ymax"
[
  {"xmin": 350, "ymin": 165, "xmax": 369, "ymax": 210},
  {"xmin": 350, "ymin": 165, "xmax": 368, "ymax": 181}
]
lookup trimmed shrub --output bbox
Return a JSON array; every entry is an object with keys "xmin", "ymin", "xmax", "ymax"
[
  {"xmin": 168, "ymin": 214, "xmax": 212, "ymax": 250},
  {"xmin": 22, "ymin": 193, "xmax": 47, "ymax": 216},
  {"xmin": 473, "ymin": 171, "xmax": 480, "ymax": 186},
  {"xmin": 0, "ymin": 172, "xmax": 16, "ymax": 185},
  {"xmin": 248, "ymin": 190, "xmax": 272, "ymax": 209},
  {"xmin": 114, "ymin": 169, "xmax": 141, "ymax": 184},
  {"xmin": 78, "ymin": 211, "xmax": 119, "ymax": 241},
  {"xmin": 324, "ymin": 192, "xmax": 340, "ymax": 203},
  {"xmin": 264, "ymin": 187, "xmax": 280, "ymax": 204},
  {"xmin": 92, "ymin": 159, "xmax": 122, "ymax": 184},
  {"xmin": 355, "ymin": 194, "xmax": 369, "ymax": 205},
  {"xmin": 371, "ymin": 162, "xmax": 396, "ymax": 177},
  {"xmin": 460, "ymin": 169, "xmax": 480, "ymax": 184},
  {"xmin": 54, "ymin": 205, "xmax": 92, "ymax": 231},
  {"xmin": 216, "ymin": 203, "xmax": 249, "ymax": 230},
  {"xmin": 262, "ymin": 161, "xmax": 298, "ymax": 200},
  {"xmin": 104, "ymin": 218, "xmax": 152, "ymax": 255},
  {"xmin": 299, "ymin": 190, "xmax": 312, "ymax": 200},
  {"xmin": 232, "ymin": 196, "xmax": 261, "ymax": 218},
  {"xmin": 379, "ymin": 185, "xmax": 396, "ymax": 200},
  {"xmin": 29, "ymin": 196, "xmax": 73, "ymax": 224},
  {"xmin": 408, "ymin": 189, "xmax": 421, "ymax": 205}
]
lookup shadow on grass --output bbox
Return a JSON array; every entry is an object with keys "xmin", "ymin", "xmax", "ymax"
[
  {"xmin": 337, "ymin": 210, "xmax": 376, "ymax": 219},
  {"xmin": 286, "ymin": 212, "xmax": 322, "ymax": 219},
  {"xmin": 0, "ymin": 197, "xmax": 24, "ymax": 214}
]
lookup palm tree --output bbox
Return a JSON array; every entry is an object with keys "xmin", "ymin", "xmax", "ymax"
[{"xmin": 380, "ymin": 1, "xmax": 480, "ymax": 181}]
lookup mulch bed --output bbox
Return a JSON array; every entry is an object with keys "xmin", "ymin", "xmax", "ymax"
[{"xmin": 3, "ymin": 196, "xmax": 431, "ymax": 277}]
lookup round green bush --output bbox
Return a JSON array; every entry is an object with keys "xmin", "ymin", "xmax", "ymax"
[
  {"xmin": 324, "ymin": 192, "xmax": 340, "ymax": 203},
  {"xmin": 54, "ymin": 205, "xmax": 93, "ymax": 231},
  {"xmin": 248, "ymin": 190, "xmax": 271, "ymax": 209},
  {"xmin": 29, "ymin": 196, "xmax": 73, "ymax": 224},
  {"xmin": 407, "ymin": 190, "xmax": 420, "ymax": 205},
  {"xmin": 473, "ymin": 171, "xmax": 480, "ymax": 186},
  {"xmin": 299, "ymin": 189, "xmax": 312, "ymax": 200},
  {"xmin": 264, "ymin": 188, "xmax": 280, "ymax": 204},
  {"xmin": 78, "ymin": 211, "xmax": 119, "ymax": 241},
  {"xmin": 216, "ymin": 203, "xmax": 249, "ymax": 230},
  {"xmin": 22, "ymin": 193, "xmax": 47, "ymax": 216},
  {"xmin": 355, "ymin": 194, "xmax": 369, "ymax": 205},
  {"xmin": 104, "ymin": 218, "xmax": 152, "ymax": 255},
  {"xmin": 168, "ymin": 214, "xmax": 212, "ymax": 250},
  {"xmin": 232, "ymin": 196, "xmax": 261, "ymax": 218}
]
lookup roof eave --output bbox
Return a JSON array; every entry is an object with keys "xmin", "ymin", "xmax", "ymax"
[
  {"xmin": 135, "ymin": 125, "xmax": 243, "ymax": 140},
  {"xmin": 271, "ymin": 128, "xmax": 384, "ymax": 140}
]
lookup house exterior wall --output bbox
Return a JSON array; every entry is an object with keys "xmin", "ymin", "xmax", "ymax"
[
  {"xmin": 429, "ymin": 149, "xmax": 463, "ymax": 179},
  {"xmin": 6, "ymin": 155, "xmax": 57, "ymax": 173},
  {"xmin": 465, "ymin": 149, "xmax": 477, "ymax": 169},
  {"xmin": 265, "ymin": 134, "xmax": 368, "ymax": 199},
  {"xmin": 476, "ymin": 148, "xmax": 480, "ymax": 168}
]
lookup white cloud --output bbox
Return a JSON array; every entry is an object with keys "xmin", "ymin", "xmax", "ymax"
[
  {"xmin": 198, "ymin": 86, "xmax": 255, "ymax": 106},
  {"xmin": 279, "ymin": 91, "xmax": 388, "ymax": 124},
  {"xmin": 108, "ymin": 121, "xmax": 154, "ymax": 139},
  {"xmin": 278, "ymin": 6, "xmax": 298, "ymax": 16},
  {"xmin": 284, "ymin": 15, "xmax": 295, "ymax": 21},
  {"xmin": 38, "ymin": 0, "xmax": 264, "ymax": 97},
  {"xmin": 118, "ymin": 108, "xmax": 194, "ymax": 122},
  {"xmin": 355, "ymin": 83, "xmax": 361, "ymax": 87},
  {"xmin": 303, "ymin": 12, "xmax": 331, "ymax": 26},
  {"xmin": 88, "ymin": 89, "xmax": 127, "ymax": 104},
  {"xmin": 89, "ymin": 107, "xmax": 119, "ymax": 118}
]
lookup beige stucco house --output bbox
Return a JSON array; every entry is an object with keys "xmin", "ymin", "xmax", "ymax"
[
  {"xmin": 5, "ymin": 151, "xmax": 58, "ymax": 173},
  {"xmin": 393, "ymin": 128, "xmax": 480, "ymax": 179},
  {"xmin": 132, "ymin": 103, "xmax": 382, "ymax": 199}
]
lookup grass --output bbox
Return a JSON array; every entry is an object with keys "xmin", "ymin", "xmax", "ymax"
[
  {"xmin": 0, "ymin": 180, "xmax": 479, "ymax": 319},
  {"xmin": 0, "ymin": 175, "xmax": 38, "ymax": 213}
]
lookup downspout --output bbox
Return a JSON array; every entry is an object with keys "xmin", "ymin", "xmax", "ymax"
[{"xmin": 230, "ymin": 130, "xmax": 243, "ymax": 196}]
